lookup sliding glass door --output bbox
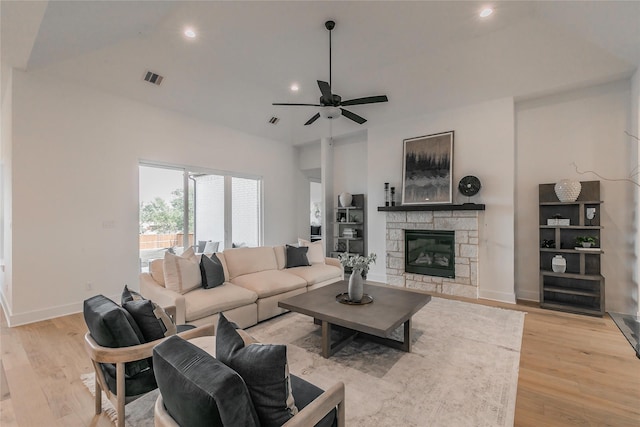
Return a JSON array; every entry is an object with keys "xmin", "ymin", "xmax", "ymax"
[{"xmin": 139, "ymin": 163, "xmax": 262, "ymax": 270}]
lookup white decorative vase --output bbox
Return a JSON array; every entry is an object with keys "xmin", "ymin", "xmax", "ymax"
[
  {"xmin": 551, "ymin": 255, "xmax": 567, "ymax": 273},
  {"xmin": 348, "ymin": 269, "xmax": 364, "ymax": 302},
  {"xmin": 554, "ymin": 179, "xmax": 581, "ymax": 202},
  {"xmin": 339, "ymin": 192, "xmax": 353, "ymax": 207}
]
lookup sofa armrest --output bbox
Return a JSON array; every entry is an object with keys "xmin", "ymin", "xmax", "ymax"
[
  {"xmin": 139, "ymin": 273, "xmax": 187, "ymax": 324},
  {"xmin": 283, "ymin": 381, "xmax": 345, "ymax": 427},
  {"xmin": 324, "ymin": 257, "xmax": 344, "ymax": 278}
]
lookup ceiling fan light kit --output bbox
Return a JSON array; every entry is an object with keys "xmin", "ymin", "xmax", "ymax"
[
  {"xmin": 320, "ymin": 106, "xmax": 342, "ymax": 119},
  {"xmin": 273, "ymin": 20, "xmax": 389, "ymax": 126}
]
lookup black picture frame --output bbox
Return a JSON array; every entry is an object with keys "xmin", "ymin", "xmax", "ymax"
[{"xmin": 402, "ymin": 131, "xmax": 454, "ymax": 205}]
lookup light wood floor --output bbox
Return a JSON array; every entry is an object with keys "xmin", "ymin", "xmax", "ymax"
[{"xmin": 1, "ymin": 298, "xmax": 639, "ymax": 426}]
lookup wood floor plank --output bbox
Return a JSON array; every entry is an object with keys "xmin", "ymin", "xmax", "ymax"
[{"xmin": 2, "ymin": 299, "xmax": 639, "ymax": 426}]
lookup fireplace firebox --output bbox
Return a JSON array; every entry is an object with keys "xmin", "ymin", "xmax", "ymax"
[{"xmin": 405, "ymin": 230, "xmax": 455, "ymax": 278}]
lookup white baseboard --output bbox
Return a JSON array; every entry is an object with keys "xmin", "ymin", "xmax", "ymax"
[
  {"xmin": 478, "ymin": 288, "xmax": 516, "ymax": 304},
  {"xmin": 366, "ymin": 273, "xmax": 387, "ymax": 284},
  {"xmin": 5, "ymin": 301, "xmax": 82, "ymax": 327},
  {"xmin": 1, "ymin": 290, "xmax": 11, "ymax": 325},
  {"xmin": 516, "ymin": 290, "xmax": 540, "ymax": 302}
]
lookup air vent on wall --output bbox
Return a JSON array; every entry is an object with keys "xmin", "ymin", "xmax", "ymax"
[
  {"xmin": 268, "ymin": 116, "xmax": 280, "ymax": 125},
  {"xmin": 143, "ymin": 70, "xmax": 164, "ymax": 86}
]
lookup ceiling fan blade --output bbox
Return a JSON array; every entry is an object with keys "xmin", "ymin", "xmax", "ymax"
[
  {"xmin": 317, "ymin": 80, "xmax": 332, "ymax": 100},
  {"xmin": 340, "ymin": 108, "xmax": 367, "ymax": 124},
  {"xmin": 304, "ymin": 113, "xmax": 321, "ymax": 126},
  {"xmin": 273, "ymin": 103, "xmax": 322, "ymax": 106},
  {"xmin": 341, "ymin": 95, "xmax": 389, "ymax": 106}
]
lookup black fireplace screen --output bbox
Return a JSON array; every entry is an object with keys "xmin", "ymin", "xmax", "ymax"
[{"xmin": 405, "ymin": 230, "xmax": 455, "ymax": 278}]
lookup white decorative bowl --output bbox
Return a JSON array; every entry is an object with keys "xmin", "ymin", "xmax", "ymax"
[{"xmin": 554, "ymin": 179, "xmax": 581, "ymax": 202}]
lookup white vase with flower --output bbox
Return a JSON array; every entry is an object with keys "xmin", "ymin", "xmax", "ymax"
[{"xmin": 338, "ymin": 253, "xmax": 377, "ymax": 302}]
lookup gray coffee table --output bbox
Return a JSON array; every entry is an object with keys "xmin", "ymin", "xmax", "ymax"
[{"xmin": 278, "ymin": 280, "xmax": 431, "ymax": 358}]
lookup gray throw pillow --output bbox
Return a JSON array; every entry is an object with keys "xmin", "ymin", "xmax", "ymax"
[
  {"xmin": 121, "ymin": 285, "xmax": 177, "ymax": 342},
  {"xmin": 153, "ymin": 335, "xmax": 259, "ymax": 427},
  {"xmin": 216, "ymin": 314, "xmax": 298, "ymax": 427},
  {"xmin": 285, "ymin": 245, "xmax": 310, "ymax": 268},
  {"xmin": 200, "ymin": 253, "xmax": 225, "ymax": 289}
]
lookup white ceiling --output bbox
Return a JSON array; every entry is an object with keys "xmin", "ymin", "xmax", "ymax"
[{"xmin": 2, "ymin": 1, "xmax": 639, "ymax": 145}]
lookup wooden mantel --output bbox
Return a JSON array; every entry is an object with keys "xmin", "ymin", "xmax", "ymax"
[{"xmin": 377, "ymin": 203, "xmax": 485, "ymax": 212}]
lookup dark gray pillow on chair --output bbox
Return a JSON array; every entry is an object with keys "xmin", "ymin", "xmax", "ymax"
[
  {"xmin": 153, "ymin": 335, "xmax": 259, "ymax": 427},
  {"xmin": 83, "ymin": 294, "xmax": 149, "ymax": 377},
  {"xmin": 121, "ymin": 285, "xmax": 177, "ymax": 342},
  {"xmin": 216, "ymin": 313, "xmax": 298, "ymax": 427}
]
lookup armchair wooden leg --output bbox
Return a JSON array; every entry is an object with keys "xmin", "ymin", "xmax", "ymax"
[
  {"xmin": 337, "ymin": 396, "xmax": 346, "ymax": 427},
  {"xmin": 116, "ymin": 362, "xmax": 125, "ymax": 427},
  {"xmin": 95, "ymin": 378, "xmax": 102, "ymax": 415}
]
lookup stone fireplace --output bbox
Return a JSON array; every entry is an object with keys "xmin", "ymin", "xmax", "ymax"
[
  {"xmin": 405, "ymin": 229, "xmax": 455, "ymax": 278},
  {"xmin": 382, "ymin": 207, "xmax": 483, "ymax": 298}
]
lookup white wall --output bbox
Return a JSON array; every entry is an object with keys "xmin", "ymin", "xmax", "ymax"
[
  {"xmin": 515, "ymin": 80, "xmax": 635, "ymax": 314},
  {"xmin": 366, "ymin": 98, "xmax": 516, "ymax": 302},
  {"xmin": 5, "ymin": 70, "xmax": 301, "ymax": 325},
  {"xmin": 631, "ymin": 69, "xmax": 640, "ymax": 317},
  {"xmin": 0, "ymin": 64, "xmax": 13, "ymax": 313}
]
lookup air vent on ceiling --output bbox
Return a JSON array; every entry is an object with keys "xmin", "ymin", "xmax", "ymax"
[
  {"xmin": 268, "ymin": 116, "xmax": 280, "ymax": 125},
  {"xmin": 143, "ymin": 70, "xmax": 164, "ymax": 86}
]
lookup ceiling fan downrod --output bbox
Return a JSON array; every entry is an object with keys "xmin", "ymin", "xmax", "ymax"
[{"xmin": 326, "ymin": 20, "xmax": 335, "ymax": 89}]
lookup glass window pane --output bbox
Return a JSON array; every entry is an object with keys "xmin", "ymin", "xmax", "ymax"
[
  {"xmin": 139, "ymin": 166, "xmax": 187, "ymax": 271},
  {"xmin": 232, "ymin": 177, "xmax": 260, "ymax": 247},
  {"xmin": 193, "ymin": 174, "xmax": 225, "ymax": 251}
]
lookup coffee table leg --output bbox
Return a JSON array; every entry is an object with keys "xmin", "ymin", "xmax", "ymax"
[
  {"xmin": 321, "ymin": 320, "xmax": 359, "ymax": 358},
  {"xmin": 404, "ymin": 318, "xmax": 412, "ymax": 353},
  {"xmin": 321, "ymin": 321, "xmax": 331, "ymax": 358}
]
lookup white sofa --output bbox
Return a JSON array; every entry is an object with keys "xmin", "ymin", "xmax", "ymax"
[{"xmin": 140, "ymin": 245, "xmax": 343, "ymax": 329}]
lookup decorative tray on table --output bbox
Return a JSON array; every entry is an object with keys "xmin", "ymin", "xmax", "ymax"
[{"xmin": 335, "ymin": 293, "xmax": 374, "ymax": 305}]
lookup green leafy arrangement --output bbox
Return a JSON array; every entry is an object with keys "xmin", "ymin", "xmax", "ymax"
[{"xmin": 337, "ymin": 253, "xmax": 377, "ymax": 275}]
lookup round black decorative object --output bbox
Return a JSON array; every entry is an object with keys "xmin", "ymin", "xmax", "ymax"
[
  {"xmin": 458, "ymin": 175, "xmax": 482, "ymax": 197},
  {"xmin": 336, "ymin": 293, "xmax": 374, "ymax": 305}
]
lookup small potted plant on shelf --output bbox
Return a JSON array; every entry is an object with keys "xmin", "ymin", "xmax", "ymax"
[{"xmin": 575, "ymin": 236, "xmax": 598, "ymax": 248}]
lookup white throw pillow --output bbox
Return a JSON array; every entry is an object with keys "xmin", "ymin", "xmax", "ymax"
[
  {"xmin": 163, "ymin": 247, "xmax": 201, "ymax": 294},
  {"xmin": 298, "ymin": 238, "xmax": 325, "ymax": 264}
]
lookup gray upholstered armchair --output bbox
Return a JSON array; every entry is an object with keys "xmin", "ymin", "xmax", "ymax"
[
  {"xmin": 152, "ymin": 333, "xmax": 345, "ymax": 427},
  {"xmin": 83, "ymin": 294, "xmax": 214, "ymax": 427}
]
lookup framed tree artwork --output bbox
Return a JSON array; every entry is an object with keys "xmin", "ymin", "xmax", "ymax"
[{"xmin": 402, "ymin": 131, "xmax": 454, "ymax": 205}]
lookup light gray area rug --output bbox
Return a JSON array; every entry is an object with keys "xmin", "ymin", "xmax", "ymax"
[
  {"xmin": 81, "ymin": 373, "xmax": 157, "ymax": 427},
  {"xmin": 83, "ymin": 297, "xmax": 524, "ymax": 427},
  {"xmin": 248, "ymin": 297, "xmax": 525, "ymax": 427}
]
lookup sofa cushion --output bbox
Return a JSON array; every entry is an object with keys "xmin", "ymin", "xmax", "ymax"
[
  {"xmin": 183, "ymin": 283, "xmax": 258, "ymax": 323},
  {"xmin": 200, "ymin": 253, "xmax": 225, "ymax": 289},
  {"xmin": 121, "ymin": 285, "xmax": 177, "ymax": 342},
  {"xmin": 153, "ymin": 335, "xmax": 259, "ymax": 427},
  {"xmin": 274, "ymin": 245, "xmax": 286, "ymax": 270},
  {"xmin": 163, "ymin": 247, "xmax": 201, "ymax": 294},
  {"xmin": 285, "ymin": 245, "xmax": 311, "ymax": 268},
  {"xmin": 290, "ymin": 374, "xmax": 337, "ymax": 427},
  {"xmin": 230, "ymin": 270, "xmax": 307, "ymax": 298},
  {"xmin": 223, "ymin": 246, "xmax": 278, "ymax": 280},
  {"xmin": 298, "ymin": 239, "xmax": 325, "ymax": 264},
  {"xmin": 149, "ymin": 259, "xmax": 165, "ymax": 286},
  {"xmin": 83, "ymin": 295, "xmax": 150, "ymax": 377},
  {"xmin": 216, "ymin": 314, "xmax": 297, "ymax": 427},
  {"xmin": 285, "ymin": 264, "xmax": 342, "ymax": 286}
]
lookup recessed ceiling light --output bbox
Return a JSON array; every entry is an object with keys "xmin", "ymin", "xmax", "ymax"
[
  {"xmin": 479, "ymin": 8, "xmax": 493, "ymax": 18},
  {"xmin": 184, "ymin": 27, "xmax": 196, "ymax": 39},
  {"xmin": 290, "ymin": 83, "xmax": 299, "ymax": 92}
]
